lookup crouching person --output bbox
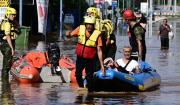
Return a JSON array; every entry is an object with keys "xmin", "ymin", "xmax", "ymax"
[{"xmin": 104, "ymin": 46, "xmax": 140, "ymax": 75}]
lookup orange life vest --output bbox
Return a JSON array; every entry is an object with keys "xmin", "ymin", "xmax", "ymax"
[{"xmin": 75, "ymin": 25, "xmax": 101, "ymax": 59}]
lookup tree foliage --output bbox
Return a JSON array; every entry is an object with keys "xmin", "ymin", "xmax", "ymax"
[{"xmin": 178, "ymin": 0, "xmax": 180, "ymax": 6}]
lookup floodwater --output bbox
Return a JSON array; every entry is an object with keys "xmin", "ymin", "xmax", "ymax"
[{"xmin": 0, "ymin": 18, "xmax": 180, "ymax": 104}]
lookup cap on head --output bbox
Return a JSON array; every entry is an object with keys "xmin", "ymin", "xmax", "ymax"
[
  {"xmin": 84, "ymin": 16, "xmax": 96, "ymax": 24},
  {"xmin": 123, "ymin": 10, "xmax": 135, "ymax": 20},
  {"xmin": 87, "ymin": 7, "xmax": 98, "ymax": 18},
  {"xmin": 6, "ymin": 7, "xmax": 16, "ymax": 18}
]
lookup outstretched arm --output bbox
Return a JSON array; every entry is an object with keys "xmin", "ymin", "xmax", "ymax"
[
  {"xmin": 97, "ymin": 46, "xmax": 106, "ymax": 75},
  {"xmin": 66, "ymin": 30, "xmax": 74, "ymax": 38},
  {"xmin": 66, "ymin": 26, "xmax": 80, "ymax": 38}
]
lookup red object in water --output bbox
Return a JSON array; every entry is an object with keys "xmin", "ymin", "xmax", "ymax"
[{"xmin": 10, "ymin": 54, "xmax": 86, "ymax": 83}]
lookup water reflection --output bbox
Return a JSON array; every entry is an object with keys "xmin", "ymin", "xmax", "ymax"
[
  {"xmin": 10, "ymin": 80, "xmax": 46, "ymax": 104},
  {"xmin": 0, "ymin": 78, "xmax": 14, "ymax": 104},
  {"xmin": 74, "ymin": 92, "xmax": 147, "ymax": 104}
]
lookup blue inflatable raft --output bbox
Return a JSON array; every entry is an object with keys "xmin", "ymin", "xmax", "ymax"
[{"xmin": 85, "ymin": 61, "xmax": 161, "ymax": 92}]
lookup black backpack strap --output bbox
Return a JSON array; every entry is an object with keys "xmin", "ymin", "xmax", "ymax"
[
  {"xmin": 0, "ymin": 19, "xmax": 5, "ymax": 30},
  {"xmin": 44, "ymin": 52, "xmax": 49, "ymax": 64},
  {"xmin": 124, "ymin": 59, "xmax": 132, "ymax": 69}
]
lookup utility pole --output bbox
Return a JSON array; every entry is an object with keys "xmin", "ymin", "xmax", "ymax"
[
  {"xmin": 168, "ymin": 0, "xmax": 172, "ymax": 10},
  {"xmin": 123, "ymin": 0, "xmax": 124, "ymax": 10},
  {"xmin": 60, "ymin": 0, "xmax": 62, "ymax": 39},
  {"xmin": 147, "ymin": 0, "xmax": 148, "ymax": 17},
  {"xmin": 79, "ymin": 0, "xmax": 81, "ymax": 25},
  {"xmin": 133, "ymin": 0, "xmax": 135, "ymax": 10},
  {"xmin": 158, "ymin": 0, "xmax": 160, "ymax": 6},
  {"xmin": 112, "ymin": 0, "xmax": 114, "ymax": 25},
  {"xmin": 19, "ymin": 0, "xmax": 22, "ymax": 26},
  {"xmin": 149, "ymin": 0, "xmax": 152, "ymax": 36},
  {"xmin": 122, "ymin": 0, "xmax": 124, "ymax": 26},
  {"xmin": 174, "ymin": 0, "xmax": 177, "ymax": 13},
  {"xmin": 103, "ymin": 0, "xmax": 105, "ymax": 19}
]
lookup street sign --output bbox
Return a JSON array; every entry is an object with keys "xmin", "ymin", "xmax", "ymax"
[
  {"xmin": 140, "ymin": 2, "xmax": 148, "ymax": 13},
  {"xmin": 96, "ymin": 4, "xmax": 103, "ymax": 8},
  {"xmin": 149, "ymin": 11, "xmax": 152, "ymax": 15},
  {"xmin": 162, "ymin": 9, "xmax": 165, "ymax": 12},
  {"xmin": 0, "ymin": 0, "xmax": 10, "ymax": 7},
  {"xmin": 0, "ymin": 0, "xmax": 10, "ymax": 20},
  {"xmin": 166, "ymin": 8, "xmax": 168, "ymax": 12},
  {"xmin": 115, "ymin": 7, "xmax": 120, "ymax": 12},
  {"xmin": 112, "ymin": 2, "xmax": 117, "ymax": 8},
  {"xmin": 105, "ymin": 1, "xmax": 109, "ymax": 8},
  {"xmin": 94, "ymin": 0, "xmax": 103, "ymax": 4},
  {"xmin": 105, "ymin": 0, "xmax": 112, "ymax": 5},
  {"xmin": 115, "ymin": 7, "xmax": 120, "ymax": 17}
]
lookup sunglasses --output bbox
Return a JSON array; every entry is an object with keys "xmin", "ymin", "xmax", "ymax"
[{"xmin": 10, "ymin": 14, "xmax": 16, "ymax": 17}]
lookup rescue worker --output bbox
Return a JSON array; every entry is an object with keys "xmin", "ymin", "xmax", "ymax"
[
  {"xmin": 102, "ymin": 19, "xmax": 116, "ymax": 59},
  {"xmin": 123, "ymin": 10, "xmax": 146, "ymax": 61},
  {"xmin": 0, "ymin": 7, "xmax": 20, "ymax": 79},
  {"xmin": 66, "ymin": 16, "xmax": 105, "ymax": 93},
  {"xmin": 87, "ymin": 7, "xmax": 117, "ymax": 71}
]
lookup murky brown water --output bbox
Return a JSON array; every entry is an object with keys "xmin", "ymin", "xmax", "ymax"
[{"xmin": 0, "ymin": 18, "xmax": 180, "ymax": 104}]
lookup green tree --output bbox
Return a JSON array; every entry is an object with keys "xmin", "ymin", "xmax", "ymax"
[{"xmin": 178, "ymin": 0, "xmax": 180, "ymax": 6}]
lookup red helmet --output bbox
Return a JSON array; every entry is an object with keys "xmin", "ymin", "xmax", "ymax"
[{"xmin": 123, "ymin": 10, "xmax": 135, "ymax": 20}]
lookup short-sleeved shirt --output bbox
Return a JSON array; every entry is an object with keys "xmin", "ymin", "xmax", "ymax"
[
  {"xmin": 71, "ymin": 26, "xmax": 103, "ymax": 47},
  {"xmin": 1, "ymin": 20, "xmax": 13, "ymax": 35},
  {"xmin": 116, "ymin": 59, "xmax": 138, "ymax": 71},
  {"xmin": 134, "ymin": 26, "xmax": 144, "ymax": 41},
  {"xmin": 159, "ymin": 24, "xmax": 170, "ymax": 38},
  {"xmin": 0, "ymin": 19, "xmax": 16, "ymax": 40}
]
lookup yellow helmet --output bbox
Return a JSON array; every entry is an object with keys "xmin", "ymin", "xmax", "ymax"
[
  {"xmin": 6, "ymin": 7, "xmax": 16, "ymax": 18},
  {"xmin": 87, "ymin": 7, "xmax": 98, "ymax": 18},
  {"xmin": 103, "ymin": 19, "xmax": 114, "ymax": 33},
  {"xmin": 84, "ymin": 16, "xmax": 96, "ymax": 24}
]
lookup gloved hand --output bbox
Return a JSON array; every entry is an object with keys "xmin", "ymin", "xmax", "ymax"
[{"xmin": 15, "ymin": 28, "xmax": 21, "ymax": 35}]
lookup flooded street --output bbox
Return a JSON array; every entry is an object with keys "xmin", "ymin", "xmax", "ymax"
[{"xmin": 0, "ymin": 18, "xmax": 180, "ymax": 104}]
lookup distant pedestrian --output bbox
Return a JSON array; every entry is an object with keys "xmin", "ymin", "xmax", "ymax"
[{"xmin": 157, "ymin": 19, "xmax": 171, "ymax": 49}]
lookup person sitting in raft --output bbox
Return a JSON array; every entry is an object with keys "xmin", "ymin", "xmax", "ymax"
[{"xmin": 104, "ymin": 46, "xmax": 140, "ymax": 75}]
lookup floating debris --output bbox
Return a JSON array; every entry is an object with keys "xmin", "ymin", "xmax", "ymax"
[
  {"xmin": 74, "ymin": 87, "xmax": 88, "ymax": 94},
  {"xmin": 166, "ymin": 53, "xmax": 174, "ymax": 55}
]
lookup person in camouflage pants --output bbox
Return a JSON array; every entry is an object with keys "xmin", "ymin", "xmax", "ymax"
[{"xmin": 0, "ymin": 7, "xmax": 20, "ymax": 79}]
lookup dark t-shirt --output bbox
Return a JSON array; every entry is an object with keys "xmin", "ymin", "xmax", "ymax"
[{"xmin": 159, "ymin": 24, "xmax": 170, "ymax": 38}]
